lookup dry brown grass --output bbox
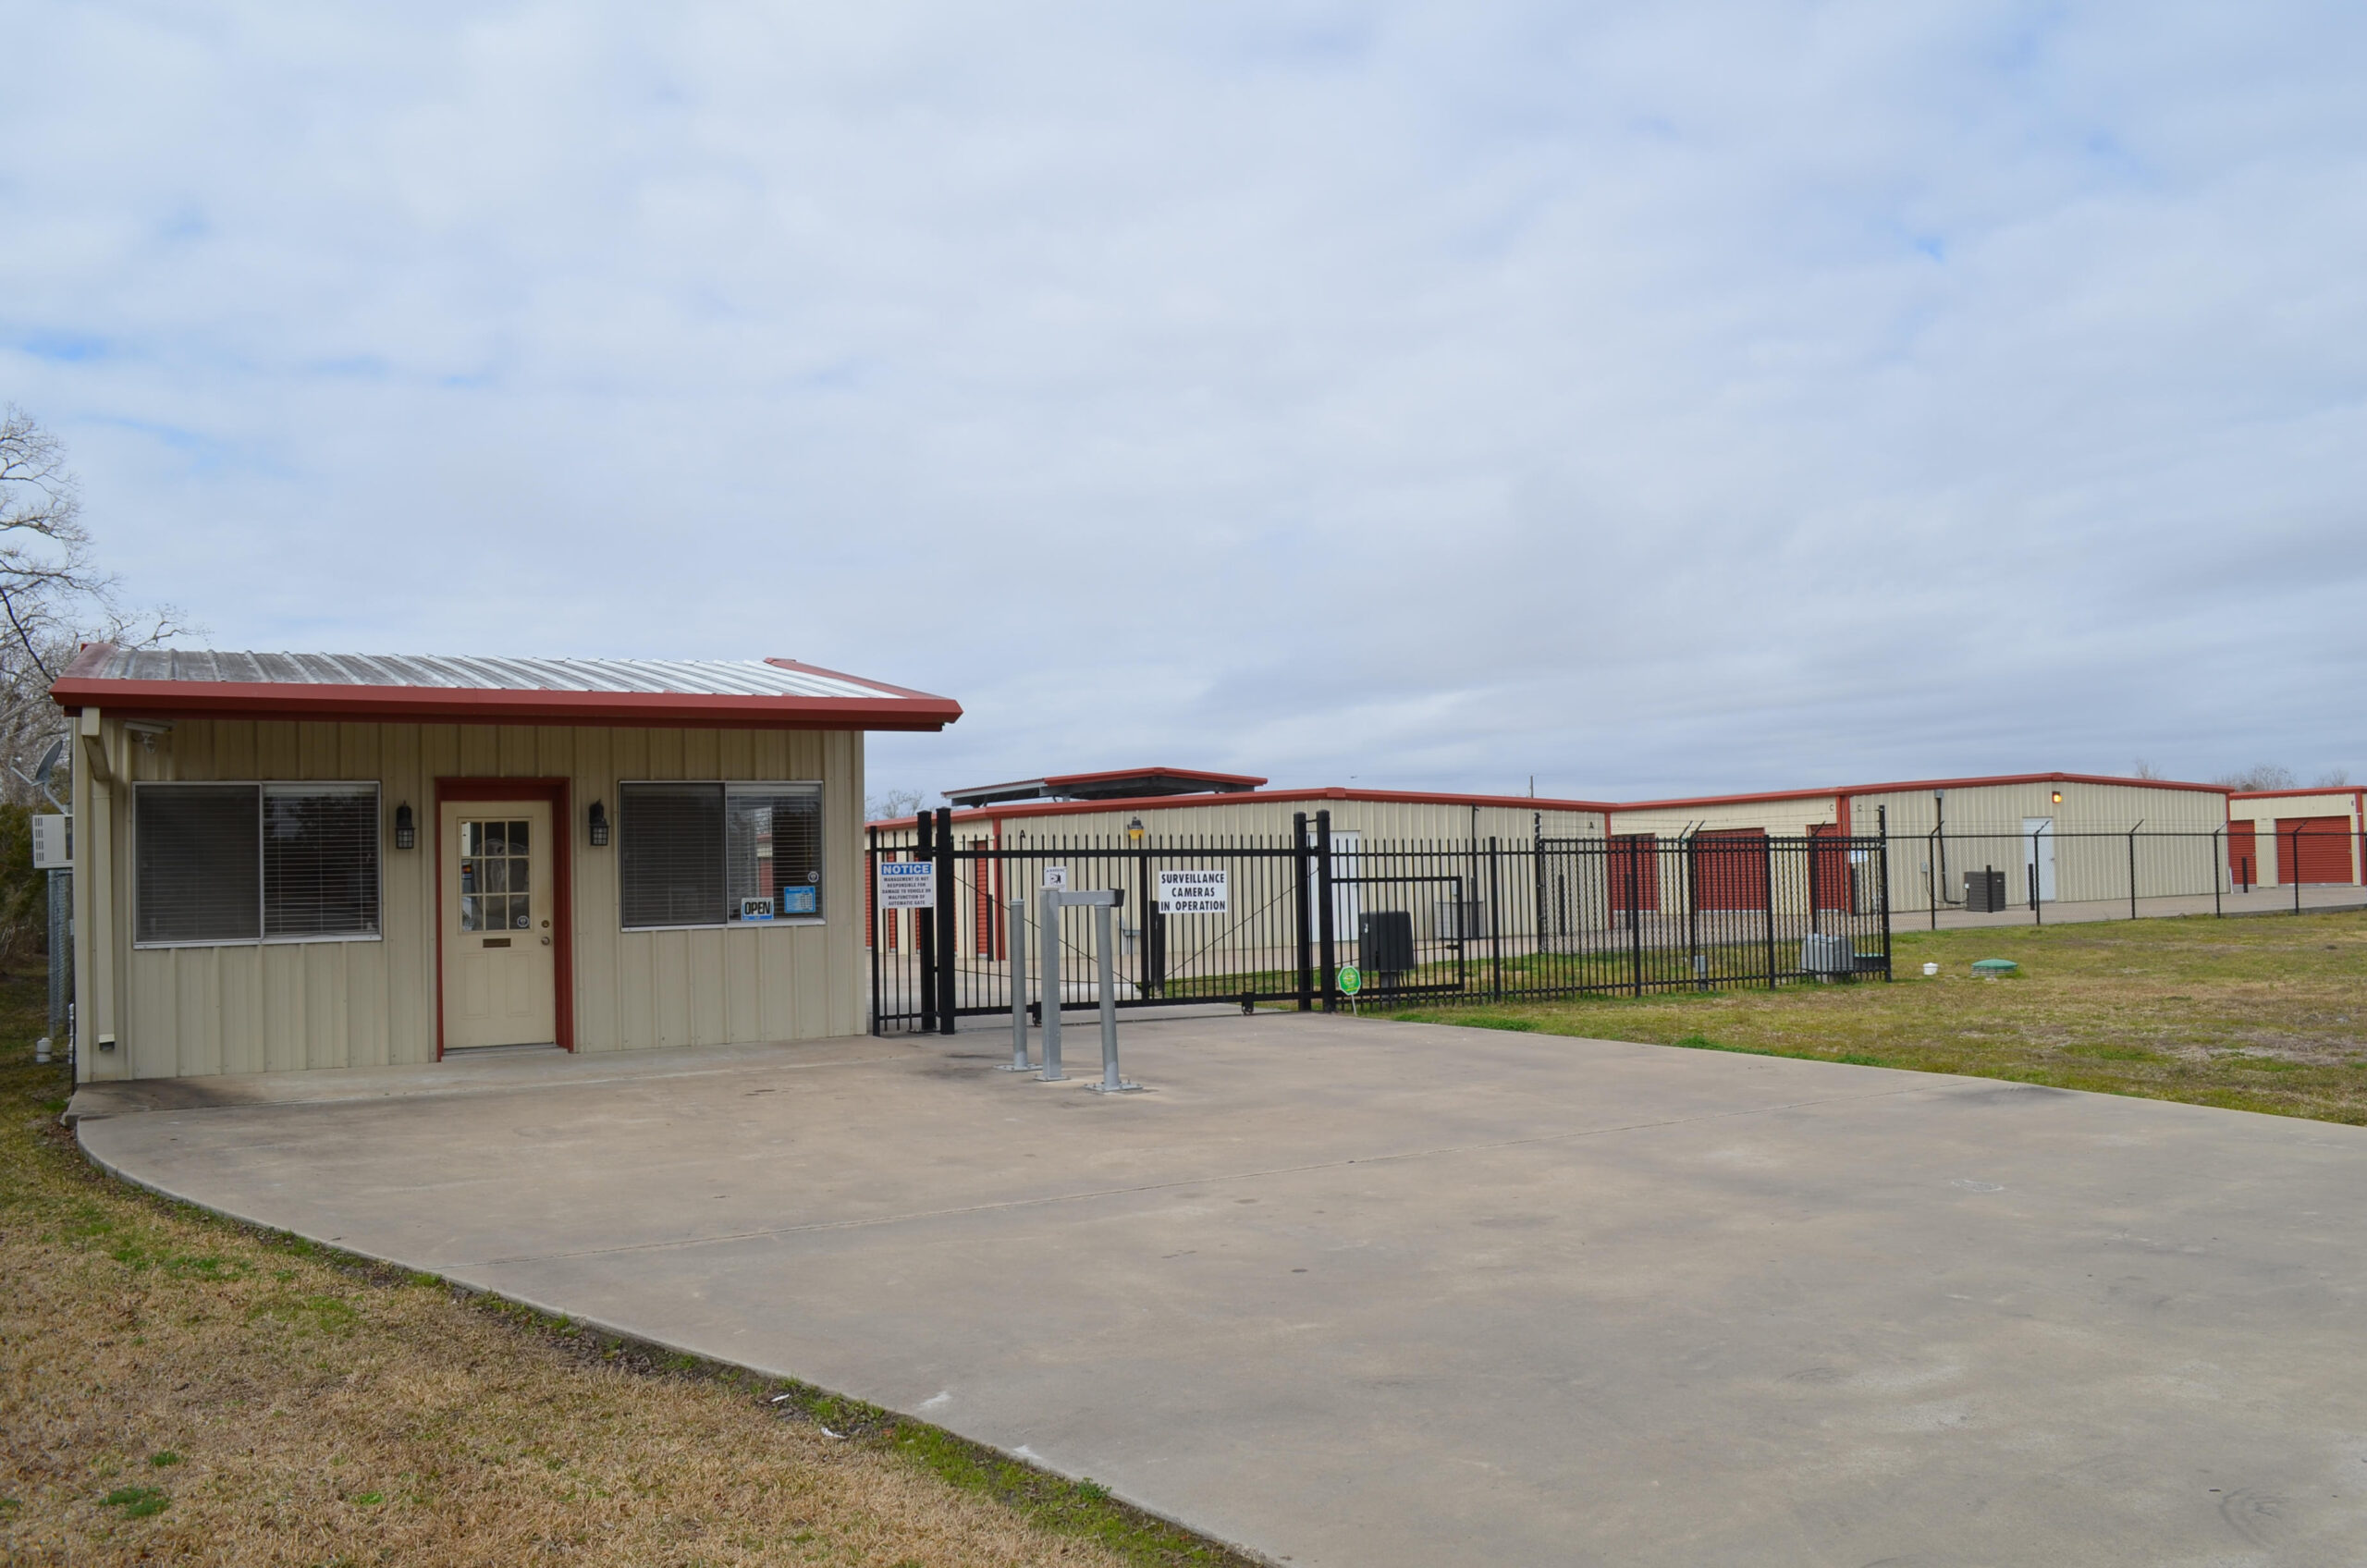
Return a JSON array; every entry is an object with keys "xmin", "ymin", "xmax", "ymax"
[{"xmin": 0, "ymin": 977, "xmax": 1247, "ymax": 1567}]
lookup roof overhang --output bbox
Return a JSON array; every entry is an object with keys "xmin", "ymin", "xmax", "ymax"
[
  {"xmin": 51, "ymin": 647, "xmax": 962, "ymax": 732},
  {"xmin": 944, "ymin": 766, "xmax": 1268, "ymax": 808}
]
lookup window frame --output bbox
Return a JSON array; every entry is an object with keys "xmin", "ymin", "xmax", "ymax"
[
  {"xmin": 616, "ymin": 778, "xmax": 828, "ymax": 933},
  {"xmin": 131, "ymin": 780, "xmax": 386, "ymax": 950}
]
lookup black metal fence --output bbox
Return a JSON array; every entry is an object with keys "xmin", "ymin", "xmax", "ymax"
[
  {"xmin": 1901, "ymin": 825, "xmax": 2365, "ymax": 925},
  {"xmin": 868, "ymin": 810, "xmax": 1894, "ymax": 1035}
]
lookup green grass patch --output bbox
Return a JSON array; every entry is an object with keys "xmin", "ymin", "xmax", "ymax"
[{"xmin": 1383, "ymin": 912, "xmax": 2367, "ymax": 1125}]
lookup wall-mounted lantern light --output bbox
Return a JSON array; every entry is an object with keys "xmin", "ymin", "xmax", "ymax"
[
  {"xmin": 2052, "ymin": 790, "xmax": 2064, "ymax": 805},
  {"xmin": 394, "ymin": 802, "xmax": 416, "ymax": 851},
  {"xmin": 588, "ymin": 799, "xmax": 610, "ymax": 847},
  {"xmin": 1127, "ymin": 816, "xmax": 1145, "ymax": 844}
]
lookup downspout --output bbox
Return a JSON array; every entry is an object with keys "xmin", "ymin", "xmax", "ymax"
[{"xmin": 73, "ymin": 708, "xmax": 117, "ymax": 1081}]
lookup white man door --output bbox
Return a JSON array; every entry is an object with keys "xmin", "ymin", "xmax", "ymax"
[
  {"xmin": 441, "ymin": 801, "xmax": 558, "ymax": 1048},
  {"xmin": 2021, "ymin": 817, "xmax": 2056, "ymax": 903}
]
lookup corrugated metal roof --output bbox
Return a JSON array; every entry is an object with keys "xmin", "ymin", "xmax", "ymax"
[
  {"xmin": 54, "ymin": 644, "xmax": 961, "ymax": 731},
  {"xmin": 88, "ymin": 648, "xmax": 892, "ymax": 701}
]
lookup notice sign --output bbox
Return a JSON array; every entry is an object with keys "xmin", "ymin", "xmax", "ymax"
[
  {"xmin": 1042, "ymin": 864, "xmax": 1069, "ymax": 891},
  {"xmin": 1157, "ymin": 868, "xmax": 1229, "ymax": 914},
  {"xmin": 878, "ymin": 860, "xmax": 935, "ymax": 910}
]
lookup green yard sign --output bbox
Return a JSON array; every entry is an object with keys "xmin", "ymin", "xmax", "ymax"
[{"xmin": 1337, "ymin": 964, "xmax": 1363, "ymax": 997}]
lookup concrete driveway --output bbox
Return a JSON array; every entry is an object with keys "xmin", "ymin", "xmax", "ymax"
[{"xmin": 75, "ymin": 1014, "xmax": 2367, "ymax": 1567}]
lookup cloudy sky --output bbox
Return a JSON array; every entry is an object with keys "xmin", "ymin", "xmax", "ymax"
[{"xmin": 5, "ymin": 2, "xmax": 2361, "ymax": 803}]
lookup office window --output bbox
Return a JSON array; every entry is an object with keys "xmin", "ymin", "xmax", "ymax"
[
  {"xmin": 619, "ymin": 781, "xmax": 823, "ymax": 927},
  {"xmin": 136, "ymin": 783, "xmax": 380, "ymax": 945}
]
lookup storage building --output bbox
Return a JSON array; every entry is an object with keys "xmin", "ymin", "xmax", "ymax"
[
  {"xmin": 54, "ymin": 646, "xmax": 959, "ymax": 1083},
  {"xmin": 1606, "ymin": 771, "xmax": 2233, "ymax": 914},
  {"xmin": 2225, "ymin": 789, "xmax": 2364, "ymax": 888}
]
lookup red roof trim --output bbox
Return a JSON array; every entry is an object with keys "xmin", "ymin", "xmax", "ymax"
[
  {"xmin": 761, "ymin": 656, "xmax": 949, "ymax": 704},
  {"xmin": 871, "ymin": 784, "xmax": 1616, "ymax": 830},
  {"xmin": 53, "ymin": 672, "xmax": 962, "ymax": 731},
  {"xmin": 1610, "ymin": 770, "xmax": 2229, "ymax": 814}
]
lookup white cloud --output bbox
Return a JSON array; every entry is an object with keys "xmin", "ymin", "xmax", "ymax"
[{"xmin": 4, "ymin": 0, "xmax": 2363, "ymax": 800}]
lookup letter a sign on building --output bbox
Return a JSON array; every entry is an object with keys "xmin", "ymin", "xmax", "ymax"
[{"xmin": 1156, "ymin": 868, "xmax": 1229, "ymax": 914}]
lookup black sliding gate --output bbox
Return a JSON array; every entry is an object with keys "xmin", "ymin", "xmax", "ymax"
[{"xmin": 869, "ymin": 810, "xmax": 1891, "ymax": 1035}]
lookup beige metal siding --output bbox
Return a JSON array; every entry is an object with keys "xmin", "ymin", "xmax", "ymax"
[
  {"xmin": 1610, "ymin": 796, "xmax": 1841, "ymax": 839},
  {"xmin": 1856, "ymin": 781, "xmax": 2231, "ymax": 910},
  {"xmin": 87, "ymin": 717, "xmax": 865, "ymax": 1082}
]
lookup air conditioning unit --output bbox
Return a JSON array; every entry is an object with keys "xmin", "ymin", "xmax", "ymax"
[
  {"xmin": 1964, "ymin": 867, "xmax": 2007, "ymax": 913},
  {"xmin": 1799, "ymin": 933, "xmax": 1855, "ymax": 974}
]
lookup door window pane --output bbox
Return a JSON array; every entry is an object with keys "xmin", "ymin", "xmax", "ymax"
[{"xmin": 458, "ymin": 817, "xmax": 532, "ymax": 934}]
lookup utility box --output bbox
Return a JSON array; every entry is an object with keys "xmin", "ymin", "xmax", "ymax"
[
  {"xmin": 1964, "ymin": 867, "xmax": 2007, "ymax": 913},
  {"xmin": 1359, "ymin": 911, "xmax": 1415, "ymax": 981},
  {"xmin": 1360, "ymin": 909, "xmax": 1415, "ymax": 972},
  {"xmin": 1799, "ymin": 933, "xmax": 1855, "ymax": 974},
  {"xmin": 31, "ymin": 815, "xmax": 69, "ymax": 870}
]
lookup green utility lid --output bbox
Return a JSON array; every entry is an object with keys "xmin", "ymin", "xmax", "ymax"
[{"xmin": 1971, "ymin": 958, "xmax": 2019, "ymax": 975}]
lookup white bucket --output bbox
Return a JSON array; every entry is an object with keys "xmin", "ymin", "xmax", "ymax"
[{"xmin": 1921, "ymin": 962, "xmax": 1939, "ymax": 977}]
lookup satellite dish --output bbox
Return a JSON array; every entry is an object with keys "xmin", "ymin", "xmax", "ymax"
[{"xmin": 33, "ymin": 736, "xmax": 66, "ymax": 788}]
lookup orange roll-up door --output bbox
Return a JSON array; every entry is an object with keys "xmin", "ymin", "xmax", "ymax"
[{"xmin": 2277, "ymin": 817, "xmax": 2353, "ymax": 884}]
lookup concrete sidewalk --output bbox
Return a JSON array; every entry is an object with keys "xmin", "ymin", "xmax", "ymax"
[{"xmin": 76, "ymin": 1015, "xmax": 2367, "ymax": 1566}]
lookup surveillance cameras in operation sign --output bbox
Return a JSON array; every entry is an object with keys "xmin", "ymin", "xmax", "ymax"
[{"xmin": 1157, "ymin": 868, "xmax": 1229, "ymax": 914}]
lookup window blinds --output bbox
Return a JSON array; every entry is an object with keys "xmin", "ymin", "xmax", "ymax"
[
  {"xmin": 264, "ymin": 786, "xmax": 381, "ymax": 937},
  {"xmin": 136, "ymin": 786, "xmax": 264, "ymax": 943},
  {"xmin": 136, "ymin": 783, "xmax": 381, "ymax": 945},
  {"xmin": 624, "ymin": 782, "xmax": 824, "ymax": 926},
  {"xmin": 619, "ymin": 783, "xmax": 727, "ymax": 928}
]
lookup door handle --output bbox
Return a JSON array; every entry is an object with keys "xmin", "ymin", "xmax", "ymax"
[{"xmin": 540, "ymin": 934, "xmax": 552, "ymax": 946}]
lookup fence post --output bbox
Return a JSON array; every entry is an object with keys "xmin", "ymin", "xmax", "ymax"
[
  {"xmin": 2214, "ymin": 829, "xmax": 2223, "ymax": 917},
  {"xmin": 866, "ymin": 828, "xmax": 882, "ymax": 1035},
  {"xmin": 934, "ymin": 809, "xmax": 958, "ymax": 1034},
  {"xmin": 2292, "ymin": 826, "xmax": 2303, "ymax": 914},
  {"xmin": 2029, "ymin": 833, "xmax": 2043, "ymax": 926},
  {"xmin": 2128, "ymin": 827, "xmax": 2139, "ymax": 921},
  {"xmin": 1487, "ymin": 837, "xmax": 1503, "ymax": 999},
  {"xmin": 1876, "ymin": 810, "xmax": 1893, "ymax": 981},
  {"xmin": 1685, "ymin": 831, "xmax": 1701, "ymax": 989},
  {"xmin": 1928, "ymin": 827, "xmax": 1939, "ymax": 931},
  {"xmin": 1531, "ymin": 818, "xmax": 1548, "ymax": 964},
  {"xmin": 1293, "ymin": 812, "xmax": 1314, "ymax": 1011},
  {"xmin": 1625, "ymin": 839, "xmax": 1644, "ymax": 998},
  {"xmin": 917, "ymin": 889, "xmax": 937, "ymax": 1035},
  {"xmin": 1761, "ymin": 834, "xmax": 1777, "ymax": 989},
  {"xmin": 1316, "ymin": 810, "xmax": 1337, "ymax": 1012}
]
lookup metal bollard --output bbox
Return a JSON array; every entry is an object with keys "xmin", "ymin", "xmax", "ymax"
[
  {"xmin": 1038, "ymin": 887, "xmax": 1064, "ymax": 1081},
  {"xmin": 999, "ymin": 897, "xmax": 1033, "ymax": 1072},
  {"xmin": 1089, "ymin": 900, "xmax": 1141, "ymax": 1093}
]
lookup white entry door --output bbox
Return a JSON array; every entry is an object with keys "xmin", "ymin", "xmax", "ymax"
[
  {"xmin": 2021, "ymin": 816, "xmax": 2056, "ymax": 903},
  {"xmin": 442, "ymin": 801, "xmax": 558, "ymax": 1049}
]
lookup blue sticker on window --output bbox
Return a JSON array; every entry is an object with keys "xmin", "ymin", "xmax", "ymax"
[{"xmin": 777, "ymin": 887, "xmax": 816, "ymax": 914}]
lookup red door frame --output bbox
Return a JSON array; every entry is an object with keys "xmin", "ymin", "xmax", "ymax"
[{"xmin": 433, "ymin": 777, "xmax": 575, "ymax": 1059}]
